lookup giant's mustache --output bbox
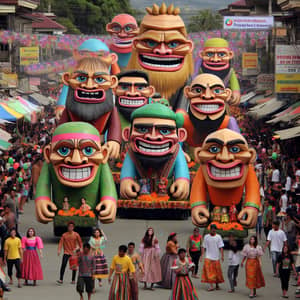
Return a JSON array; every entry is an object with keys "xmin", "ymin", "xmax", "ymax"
[{"xmin": 66, "ymin": 87, "xmax": 114, "ymax": 121}]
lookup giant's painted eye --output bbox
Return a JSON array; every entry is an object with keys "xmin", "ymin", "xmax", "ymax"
[
  {"xmin": 94, "ymin": 77, "xmax": 106, "ymax": 84},
  {"xmin": 121, "ymin": 86, "xmax": 129, "ymax": 91},
  {"xmin": 124, "ymin": 25, "xmax": 132, "ymax": 32},
  {"xmin": 209, "ymin": 146, "xmax": 221, "ymax": 154},
  {"xmin": 76, "ymin": 75, "xmax": 87, "ymax": 83},
  {"xmin": 57, "ymin": 147, "xmax": 71, "ymax": 157},
  {"xmin": 82, "ymin": 146, "xmax": 96, "ymax": 156},
  {"xmin": 136, "ymin": 86, "xmax": 145, "ymax": 91},
  {"xmin": 112, "ymin": 25, "xmax": 121, "ymax": 32},
  {"xmin": 213, "ymin": 88, "xmax": 224, "ymax": 94},
  {"xmin": 206, "ymin": 52, "xmax": 214, "ymax": 57},
  {"xmin": 218, "ymin": 52, "xmax": 226, "ymax": 57},
  {"xmin": 159, "ymin": 128, "xmax": 170, "ymax": 135},
  {"xmin": 229, "ymin": 146, "xmax": 240, "ymax": 153},
  {"xmin": 137, "ymin": 127, "xmax": 149, "ymax": 134},
  {"xmin": 144, "ymin": 39, "xmax": 159, "ymax": 48},
  {"xmin": 167, "ymin": 41, "xmax": 179, "ymax": 48},
  {"xmin": 192, "ymin": 87, "xmax": 202, "ymax": 94}
]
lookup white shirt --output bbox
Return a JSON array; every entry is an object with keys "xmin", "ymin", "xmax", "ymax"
[
  {"xmin": 228, "ymin": 250, "xmax": 241, "ymax": 266},
  {"xmin": 280, "ymin": 194, "xmax": 288, "ymax": 213},
  {"xmin": 272, "ymin": 169, "xmax": 280, "ymax": 183},
  {"xmin": 203, "ymin": 233, "xmax": 224, "ymax": 260},
  {"xmin": 267, "ymin": 229, "xmax": 287, "ymax": 252},
  {"xmin": 285, "ymin": 176, "xmax": 291, "ymax": 192}
]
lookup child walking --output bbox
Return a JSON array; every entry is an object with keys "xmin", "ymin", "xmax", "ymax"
[{"xmin": 227, "ymin": 240, "xmax": 240, "ymax": 293}]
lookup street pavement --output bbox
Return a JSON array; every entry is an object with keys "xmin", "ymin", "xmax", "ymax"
[{"xmin": 5, "ymin": 200, "xmax": 298, "ymax": 300}]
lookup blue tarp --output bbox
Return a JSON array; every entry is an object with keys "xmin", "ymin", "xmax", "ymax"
[{"xmin": 0, "ymin": 106, "xmax": 17, "ymax": 121}]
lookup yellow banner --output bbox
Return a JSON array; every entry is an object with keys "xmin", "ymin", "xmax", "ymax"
[
  {"xmin": 20, "ymin": 47, "xmax": 39, "ymax": 66},
  {"xmin": 275, "ymin": 73, "xmax": 300, "ymax": 93},
  {"xmin": 1, "ymin": 73, "xmax": 18, "ymax": 88},
  {"xmin": 242, "ymin": 52, "xmax": 258, "ymax": 69}
]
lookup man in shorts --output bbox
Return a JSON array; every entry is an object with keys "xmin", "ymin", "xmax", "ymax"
[{"xmin": 76, "ymin": 243, "xmax": 95, "ymax": 300}]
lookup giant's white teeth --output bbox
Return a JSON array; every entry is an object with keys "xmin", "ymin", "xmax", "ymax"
[
  {"xmin": 143, "ymin": 61, "xmax": 180, "ymax": 68},
  {"xmin": 210, "ymin": 166, "xmax": 241, "ymax": 178},
  {"xmin": 141, "ymin": 55, "xmax": 181, "ymax": 68},
  {"xmin": 142, "ymin": 55, "xmax": 178, "ymax": 61},
  {"xmin": 61, "ymin": 167, "xmax": 91, "ymax": 180},
  {"xmin": 138, "ymin": 141, "xmax": 169, "ymax": 153},
  {"xmin": 120, "ymin": 99, "xmax": 144, "ymax": 106},
  {"xmin": 196, "ymin": 104, "xmax": 220, "ymax": 112}
]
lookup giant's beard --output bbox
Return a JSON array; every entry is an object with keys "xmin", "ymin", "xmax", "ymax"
[
  {"xmin": 66, "ymin": 88, "xmax": 114, "ymax": 122},
  {"xmin": 201, "ymin": 62, "xmax": 231, "ymax": 81},
  {"xmin": 135, "ymin": 152, "xmax": 171, "ymax": 170},
  {"xmin": 189, "ymin": 110, "xmax": 226, "ymax": 136},
  {"xmin": 127, "ymin": 49, "xmax": 193, "ymax": 100}
]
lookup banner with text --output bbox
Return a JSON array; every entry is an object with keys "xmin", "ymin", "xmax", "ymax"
[{"xmin": 224, "ymin": 16, "xmax": 274, "ymax": 30}]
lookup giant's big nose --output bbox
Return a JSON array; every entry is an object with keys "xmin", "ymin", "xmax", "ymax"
[{"xmin": 153, "ymin": 43, "xmax": 172, "ymax": 55}]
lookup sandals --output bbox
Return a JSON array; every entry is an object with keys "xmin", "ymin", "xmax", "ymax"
[{"xmin": 207, "ymin": 287, "xmax": 215, "ymax": 291}]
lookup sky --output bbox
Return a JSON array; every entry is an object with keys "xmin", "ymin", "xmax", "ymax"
[{"xmin": 130, "ymin": 0, "xmax": 235, "ymax": 11}]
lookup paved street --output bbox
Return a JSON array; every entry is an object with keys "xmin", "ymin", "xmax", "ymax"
[{"xmin": 5, "ymin": 200, "xmax": 298, "ymax": 300}]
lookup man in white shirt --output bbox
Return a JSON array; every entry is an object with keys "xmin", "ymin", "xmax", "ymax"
[
  {"xmin": 200, "ymin": 224, "xmax": 224, "ymax": 291},
  {"xmin": 264, "ymin": 220, "xmax": 287, "ymax": 275}
]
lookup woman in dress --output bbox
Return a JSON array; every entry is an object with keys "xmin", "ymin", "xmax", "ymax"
[
  {"xmin": 241, "ymin": 235, "xmax": 265, "ymax": 298},
  {"xmin": 139, "ymin": 227, "xmax": 161, "ymax": 290},
  {"xmin": 21, "ymin": 227, "xmax": 43, "ymax": 286},
  {"xmin": 88, "ymin": 228, "xmax": 108, "ymax": 287},
  {"xmin": 170, "ymin": 248, "xmax": 199, "ymax": 300},
  {"xmin": 160, "ymin": 232, "xmax": 178, "ymax": 289}
]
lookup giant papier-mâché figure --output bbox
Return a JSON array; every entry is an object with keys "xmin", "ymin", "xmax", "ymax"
[
  {"xmin": 127, "ymin": 2, "xmax": 194, "ymax": 111},
  {"xmin": 113, "ymin": 70, "xmax": 156, "ymax": 129},
  {"xmin": 190, "ymin": 129, "xmax": 260, "ymax": 229},
  {"xmin": 178, "ymin": 73, "xmax": 239, "ymax": 148},
  {"xmin": 59, "ymin": 56, "xmax": 121, "ymax": 159},
  {"xmin": 55, "ymin": 38, "xmax": 119, "ymax": 121},
  {"xmin": 198, "ymin": 38, "xmax": 240, "ymax": 105},
  {"xmin": 120, "ymin": 103, "xmax": 190, "ymax": 200},
  {"xmin": 35, "ymin": 122, "xmax": 117, "ymax": 224},
  {"xmin": 106, "ymin": 14, "xmax": 139, "ymax": 69}
]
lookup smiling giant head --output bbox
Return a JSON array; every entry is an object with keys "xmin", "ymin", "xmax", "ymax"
[
  {"xmin": 195, "ymin": 129, "xmax": 256, "ymax": 189},
  {"xmin": 44, "ymin": 122, "xmax": 108, "ymax": 188}
]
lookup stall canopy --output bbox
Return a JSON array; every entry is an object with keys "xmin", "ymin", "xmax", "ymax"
[
  {"xmin": 267, "ymin": 102, "xmax": 300, "ymax": 124},
  {"xmin": 0, "ymin": 128, "xmax": 11, "ymax": 142},
  {"xmin": 274, "ymin": 126, "xmax": 300, "ymax": 140},
  {"xmin": 0, "ymin": 139, "xmax": 11, "ymax": 150},
  {"xmin": 28, "ymin": 93, "xmax": 53, "ymax": 105},
  {"xmin": 0, "ymin": 104, "xmax": 23, "ymax": 121},
  {"xmin": 5, "ymin": 101, "xmax": 31, "ymax": 121}
]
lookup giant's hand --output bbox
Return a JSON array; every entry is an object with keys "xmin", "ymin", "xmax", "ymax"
[
  {"xmin": 120, "ymin": 179, "xmax": 140, "ymax": 199},
  {"xmin": 96, "ymin": 199, "xmax": 116, "ymax": 224},
  {"xmin": 55, "ymin": 106, "xmax": 64, "ymax": 121},
  {"xmin": 229, "ymin": 90, "xmax": 241, "ymax": 106},
  {"xmin": 170, "ymin": 179, "xmax": 190, "ymax": 199},
  {"xmin": 106, "ymin": 141, "xmax": 120, "ymax": 159},
  {"xmin": 191, "ymin": 206, "xmax": 210, "ymax": 227},
  {"xmin": 35, "ymin": 199, "xmax": 57, "ymax": 224},
  {"xmin": 238, "ymin": 207, "xmax": 258, "ymax": 228}
]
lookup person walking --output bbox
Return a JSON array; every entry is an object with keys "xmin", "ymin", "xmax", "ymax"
[
  {"xmin": 186, "ymin": 227, "xmax": 202, "ymax": 278},
  {"xmin": 88, "ymin": 228, "xmax": 108, "ymax": 287},
  {"xmin": 57, "ymin": 221, "xmax": 83, "ymax": 285},
  {"xmin": 263, "ymin": 199, "xmax": 275, "ymax": 239},
  {"xmin": 128, "ymin": 242, "xmax": 144, "ymax": 300},
  {"xmin": 264, "ymin": 220, "xmax": 287, "ymax": 276},
  {"xmin": 227, "ymin": 240, "xmax": 240, "ymax": 293},
  {"xmin": 21, "ymin": 227, "xmax": 43, "ymax": 286},
  {"xmin": 241, "ymin": 236, "xmax": 265, "ymax": 298},
  {"xmin": 200, "ymin": 224, "xmax": 224, "ymax": 291},
  {"xmin": 3, "ymin": 228, "xmax": 22, "ymax": 288},
  {"xmin": 170, "ymin": 248, "xmax": 199, "ymax": 300},
  {"xmin": 160, "ymin": 232, "xmax": 178, "ymax": 289},
  {"xmin": 108, "ymin": 245, "xmax": 135, "ymax": 300},
  {"xmin": 76, "ymin": 243, "xmax": 95, "ymax": 300},
  {"xmin": 139, "ymin": 227, "xmax": 161, "ymax": 290},
  {"xmin": 276, "ymin": 244, "xmax": 297, "ymax": 298}
]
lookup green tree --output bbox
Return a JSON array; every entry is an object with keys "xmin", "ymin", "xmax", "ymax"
[{"xmin": 188, "ymin": 9, "xmax": 223, "ymax": 33}]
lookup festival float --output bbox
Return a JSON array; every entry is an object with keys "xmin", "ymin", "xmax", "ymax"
[{"xmin": 35, "ymin": 122, "xmax": 117, "ymax": 235}]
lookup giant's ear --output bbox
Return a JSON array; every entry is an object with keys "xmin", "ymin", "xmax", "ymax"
[
  {"xmin": 143, "ymin": 85, "xmax": 156, "ymax": 98},
  {"xmin": 133, "ymin": 38, "xmax": 140, "ymax": 48},
  {"xmin": 109, "ymin": 53, "xmax": 118, "ymax": 65},
  {"xmin": 228, "ymin": 50, "xmax": 234, "ymax": 59},
  {"xmin": 177, "ymin": 128, "xmax": 187, "ymax": 142},
  {"xmin": 43, "ymin": 144, "xmax": 51, "ymax": 163},
  {"xmin": 101, "ymin": 146, "xmax": 109, "ymax": 164},
  {"xmin": 194, "ymin": 147, "xmax": 203, "ymax": 164},
  {"xmin": 110, "ymin": 75, "xmax": 118, "ymax": 89},
  {"xmin": 223, "ymin": 88, "xmax": 233, "ymax": 103},
  {"xmin": 249, "ymin": 148, "xmax": 257, "ymax": 164},
  {"xmin": 106, "ymin": 23, "xmax": 112, "ymax": 33},
  {"xmin": 122, "ymin": 127, "xmax": 131, "ymax": 142},
  {"xmin": 186, "ymin": 40, "xmax": 194, "ymax": 53},
  {"xmin": 199, "ymin": 50, "xmax": 205, "ymax": 59},
  {"xmin": 62, "ymin": 73, "xmax": 71, "ymax": 86},
  {"xmin": 184, "ymin": 86, "xmax": 191, "ymax": 99}
]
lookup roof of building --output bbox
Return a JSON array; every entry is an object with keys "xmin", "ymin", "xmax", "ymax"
[{"xmin": 28, "ymin": 13, "xmax": 66, "ymax": 30}]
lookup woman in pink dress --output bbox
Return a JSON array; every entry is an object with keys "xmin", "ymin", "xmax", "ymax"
[
  {"xmin": 139, "ymin": 227, "xmax": 162, "ymax": 290},
  {"xmin": 21, "ymin": 227, "xmax": 43, "ymax": 285}
]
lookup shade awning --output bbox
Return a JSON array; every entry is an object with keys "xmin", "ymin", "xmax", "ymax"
[
  {"xmin": 274, "ymin": 126, "xmax": 300, "ymax": 140},
  {"xmin": 267, "ymin": 102, "xmax": 300, "ymax": 124},
  {"xmin": 28, "ymin": 93, "xmax": 52, "ymax": 105},
  {"xmin": 0, "ymin": 139, "xmax": 12, "ymax": 150},
  {"xmin": 248, "ymin": 98, "xmax": 286, "ymax": 119}
]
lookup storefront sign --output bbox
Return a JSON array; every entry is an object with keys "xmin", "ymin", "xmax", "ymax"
[
  {"xmin": 20, "ymin": 47, "xmax": 39, "ymax": 66},
  {"xmin": 275, "ymin": 45, "xmax": 300, "ymax": 74},
  {"xmin": 256, "ymin": 74, "xmax": 274, "ymax": 91},
  {"xmin": 242, "ymin": 52, "xmax": 259, "ymax": 76},
  {"xmin": 275, "ymin": 74, "xmax": 300, "ymax": 93},
  {"xmin": 223, "ymin": 16, "xmax": 274, "ymax": 30}
]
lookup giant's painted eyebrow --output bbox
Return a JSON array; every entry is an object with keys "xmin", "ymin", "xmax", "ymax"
[
  {"xmin": 94, "ymin": 72, "xmax": 109, "ymax": 76},
  {"xmin": 191, "ymin": 84, "xmax": 206, "ymax": 90},
  {"xmin": 155, "ymin": 125, "xmax": 176, "ymax": 130},
  {"xmin": 227, "ymin": 139, "xmax": 246, "ymax": 146},
  {"xmin": 74, "ymin": 70, "xmax": 88, "ymax": 75},
  {"xmin": 210, "ymin": 84, "xmax": 225, "ymax": 89},
  {"xmin": 205, "ymin": 138, "xmax": 224, "ymax": 145},
  {"xmin": 54, "ymin": 139, "xmax": 75, "ymax": 150},
  {"xmin": 79, "ymin": 139, "xmax": 100, "ymax": 150},
  {"xmin": 134, "ymin": 123, "xmax": 153, "ymax": 128}
]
